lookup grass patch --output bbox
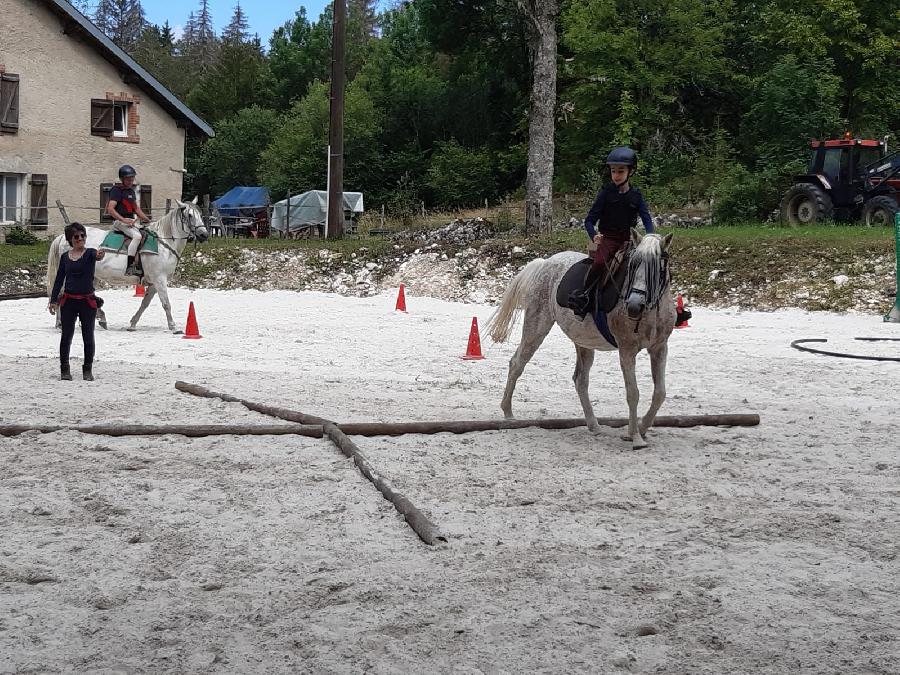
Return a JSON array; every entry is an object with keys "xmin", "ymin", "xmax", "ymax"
[{"xmin": 0, "ymin": 242, "xmax": 50, "ymax": 272}]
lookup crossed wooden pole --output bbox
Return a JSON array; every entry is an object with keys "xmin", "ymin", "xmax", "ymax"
[{"xmin": 2, "ymin": 380, "xmax": 760, "ymax": 546}]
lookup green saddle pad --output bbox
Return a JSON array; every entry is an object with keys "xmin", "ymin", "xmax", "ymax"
[{"xmin": 100, "ymin": 230, "xmax": 159, "ymax": 254}]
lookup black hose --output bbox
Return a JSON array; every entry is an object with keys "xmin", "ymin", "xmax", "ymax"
[{"xmin": 790, "ymin": 337, "xmax": 900, "ymax": 363}]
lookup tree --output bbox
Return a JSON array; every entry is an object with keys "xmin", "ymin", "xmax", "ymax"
[
  {"xmin": 519, "ymin": 0, "xmax": 558, "ymax": 232},
  {"xmin": 197, "ymin": 107, "xmax": 282, "ymax": 196},
  {"xmin": 187, "ymin": 39, "xmax": 265, "ymax": 125},
  {"xmin": 262, "ymin": 8, "xmax": 332, "ymax": 108},
  {"xmin": 223, "ymin": 3, "xmax": 250, "ymax": 45},
  {"xmin": 94, "ymin": 0, "xmax": 146, "ymax": 50},
  {"xmin": 258, "ymin": 80, "xmax": 382, "ymax": 197}
]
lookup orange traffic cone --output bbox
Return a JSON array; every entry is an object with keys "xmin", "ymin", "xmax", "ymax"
[
  {"xmin": 461, "ymin": 317, "xmax": 486, "ymax": 360},
  {"xmin": 675, "ymin": 294, "xmax": 690, "ymax": 329},
  {"xmin": 183, "ymin": 301, "xmax": 202, "ymax": 339},
  {"xmin": 133, "ymin": 284, "xmax": 145, "ymax": 297},
  {"xmin": 395, "ymin": 284, "xmax": 407, "ymax": 312}
]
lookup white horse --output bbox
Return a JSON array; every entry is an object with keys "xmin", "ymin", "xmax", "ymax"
[
  {"xmin": 46, "ymin": 199, "xmax": 208, "ymax": 333},
  {"xmin": 487, "ymin": 229, "xmax": 676, "ymax": 449}
]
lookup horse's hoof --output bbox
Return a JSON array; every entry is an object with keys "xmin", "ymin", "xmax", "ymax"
[
  {"xmin": 173, "ymin": 330, "xmax": 183, "ymax": 335},
  {"xmin": 588, "ymin": 423, "xmax": 602, "ymax": 435},
  {"xmin": 126, "ymin": 326, "xmax": 137, "ymax": 332},
  {"xmin": 99, "ymin": 321, "xmax": 108, "ymax": 330},
  {"xmin": 621, "ymin": 433, "xmax": 632, "ymax": 441},
  {"xmin": 632, "ymin": 440, "xmax": 649, "ymax": 450}
]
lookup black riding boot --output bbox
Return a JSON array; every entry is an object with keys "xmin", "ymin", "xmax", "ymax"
[
  {"xmin": 60, "ymin": 362, "xmax": 72, "ymax": 381},
  {"xmin": 126, "ymin": 255, "xmax": 137, "ymax": 276},
  {"xmin": 569, "ymin": 263, "xmax": 607, "ymax": 319},
  {"xmin": 82, "ymin": 364, "xmax": 94, "ymax": 381}
]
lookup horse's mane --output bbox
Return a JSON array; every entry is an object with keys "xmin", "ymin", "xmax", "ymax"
[
  {"xmin": 624, "ymin": 234, "xmax": 670, "ymax": 309},
  {"xmin": 147, "ymin": 207, "xmax": 177, "ymax": 240}
]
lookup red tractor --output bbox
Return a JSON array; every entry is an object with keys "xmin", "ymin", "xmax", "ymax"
[{"xmin": 780, "ymin": 135, "xmax": 900, "ymax": 225}]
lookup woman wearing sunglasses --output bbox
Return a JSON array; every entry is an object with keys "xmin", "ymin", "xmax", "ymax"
[{"xmin": 48, "ymin": 222, "xmax": 106, "ymax": 381}]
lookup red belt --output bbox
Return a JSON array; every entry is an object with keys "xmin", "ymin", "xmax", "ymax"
[{"xmin": 59, "ymin": 293, "xmax": 98, "ymax": 309}]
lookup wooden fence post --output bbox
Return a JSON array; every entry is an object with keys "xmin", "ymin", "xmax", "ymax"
[
  {"xmin": 165, "ymin": 198, "xmax": 171, "ymax": 214},
  {"xmin": 55, "ymin": 200, "xmax": 71, "ymax": 226}
]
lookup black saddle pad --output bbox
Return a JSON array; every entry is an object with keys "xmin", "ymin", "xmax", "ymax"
[{"xmin": 556, "ymin": 255, "xmax": 629, "ymax": 315}]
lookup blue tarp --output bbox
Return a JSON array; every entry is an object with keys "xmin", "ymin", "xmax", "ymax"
[{"xmin": 212, "ymin": 186, "xmax": 270, "ymax": 217}]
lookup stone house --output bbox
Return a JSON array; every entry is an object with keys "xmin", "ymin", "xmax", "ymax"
[{"xmin": 0, "ymin": 0, "xmax": 213, "ymax": 237}]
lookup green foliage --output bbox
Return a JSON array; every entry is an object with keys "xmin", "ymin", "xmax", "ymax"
[
  {"xmin": 710, "ymin": 165, "xmax": 788, "ymax": 223},
  {"xmin": 187, "ymin": 41, "xmax": 266, "ymax": 125},
  {"xmin": 262, "ymin": 8, "xmax": 332, "ymax": 109},
  {"xmin": 197, "ymin": 107, "xmax": 283, "ymax": 197},
  {"xmin": 4, "ymin": 227, "xmax": 40, "ymax": 246},
  {"xmin": 258, "ymin": 81, "xmax": 382, "ymax": 197},
  {"xmin": 740, "ymin": 55, "xmax": 843, "ymax": 167},
  {"xmin": 426, "ymin": 140, "xmax": 496, "ymax": 207}
]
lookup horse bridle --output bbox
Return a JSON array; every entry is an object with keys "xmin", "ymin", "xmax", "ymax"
[
  {"xmin": 155, "ymin": 204, "xmax": 205, "ymax": 260},
  {"xmin": 621, "ymin": 249, "xmax": 671, "ymax": 331}
]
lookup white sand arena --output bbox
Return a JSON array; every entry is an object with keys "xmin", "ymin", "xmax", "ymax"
[{"xmin": 0, "ymin": 287, "xmax": 898, "ymax": 673}]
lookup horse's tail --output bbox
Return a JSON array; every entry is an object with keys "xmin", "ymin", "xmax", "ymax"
[
  {"xmin": 486, "ymin": 257, "xmax": 546, "ymax": 343},
  {"xmin": 46, "ymin": 234, "xmax": 64, "ymax": 298}
]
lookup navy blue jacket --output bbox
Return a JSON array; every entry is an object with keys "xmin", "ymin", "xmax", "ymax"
[
  {"xmin": 584, "ymin": 183, "xmax": 654, "ymax": 240},
  {"xmin": 51, "ymin": 249, "xmax": 98, "ymax": 301}
]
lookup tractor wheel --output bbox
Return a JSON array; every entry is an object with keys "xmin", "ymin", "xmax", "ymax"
[
  {"xmin": 861, "ymin": 195, "xmax": 899, "ymax": 226},
  {"xmin": 780, "ymin": 183, "xmax": 834, "ymax": 225}
]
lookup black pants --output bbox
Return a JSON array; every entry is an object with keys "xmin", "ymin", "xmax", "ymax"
[{"xmin": 60, "ymin": 299, "xmax": 96, "ymax": 367}]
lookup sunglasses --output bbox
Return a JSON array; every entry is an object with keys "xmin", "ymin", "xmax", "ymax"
[{"xmin": 72, "ymin": 233, "xmax": 86, "ymax": 240}]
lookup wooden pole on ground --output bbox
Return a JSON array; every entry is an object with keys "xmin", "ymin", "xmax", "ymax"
[
  {"xmin": 337, "ymin": 414, "xmax": 760, "ymax": 437},
  {"xmin": 175, "ymin": 381, "xmax": 446, "ymax": 546},
  {"xmin": 55, "ymin": 200, "xmax": 70, "ymax": 226},
  {"xmin": 0, "ymin": 423, "xmax": 324, "ymax": 438}
]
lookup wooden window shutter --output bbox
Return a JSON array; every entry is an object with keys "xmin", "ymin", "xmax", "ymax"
[
  {"xmin": 0, "ymin": 74, "xmax": 19, "ymax": 133},
  {"xmin": 100, "ymin": 183, "xmax": 114, "ymax": 222},
  {"xmin": 139, "ymin": 184, "xmax": 152, "ymax": 218},
  {"xmin": 29, "ymin": 174, "xmax": 48, "ymax": 226},
  {"xmin": 91, "ymin": 99, "xmax": 114, "ymax": 137}
]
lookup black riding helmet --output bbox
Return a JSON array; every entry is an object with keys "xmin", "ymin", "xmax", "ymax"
[
  {"xmin": 606, "ymin": 146, "xmax": 637, "ymax": 173},
  {"xmin": 118, "ymin": 164, "xmax": 137, "ymax": 180}
]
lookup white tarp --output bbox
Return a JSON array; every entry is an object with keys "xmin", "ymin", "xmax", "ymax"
[{"xmin": 270, "ymin": 190, "xmax": 364, "ymax": 236}]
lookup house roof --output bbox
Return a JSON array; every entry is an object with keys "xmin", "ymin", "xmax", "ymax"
[{"xmin": 40, "ymin": 0, "xmax": 214, "ymax": 138}]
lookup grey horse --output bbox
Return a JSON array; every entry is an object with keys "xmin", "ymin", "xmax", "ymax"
[{"xmin": 487, "ymin": 229, "xmax": 676, "ymax": 449}]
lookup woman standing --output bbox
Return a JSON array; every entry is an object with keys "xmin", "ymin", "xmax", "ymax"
[{"xmin": 48, "ymin": 223, "xmax": 105, "ymax": 381}]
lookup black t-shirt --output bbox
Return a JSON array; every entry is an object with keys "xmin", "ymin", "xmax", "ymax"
[
  {"xmin": 109, "ymin": 185, "xmax": 138, "ymax": 219},
  {"xmin": 51, "ymin": 248, "xmax": 98, "ymax": 301}
]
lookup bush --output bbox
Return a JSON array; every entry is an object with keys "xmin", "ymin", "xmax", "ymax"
[
  {"xmin": 426, "ymin": 139, "xmax": 496, "ymax": 207},
  {"xmin": 5, "ymin": 226, "xmax": 40, "ymax": 245}
]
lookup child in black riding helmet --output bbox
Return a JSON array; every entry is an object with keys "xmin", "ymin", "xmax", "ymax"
[{"xmin": 570, "ymin": 146, "xmax": 655, "ymax": 317}]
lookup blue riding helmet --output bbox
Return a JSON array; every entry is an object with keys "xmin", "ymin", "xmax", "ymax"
[
  {"xmin": 606, "ymin": 146, "xmax": 637, "ymax": 172},
  {"xmin": 118, "ymin": 164, "xmax": 137, "ymax": 180}
]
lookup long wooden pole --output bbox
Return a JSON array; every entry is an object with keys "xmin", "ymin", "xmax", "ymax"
[
  {"xmin": 175, "ymin": 381, "xmax": 445, "ymax": 546},
  {"xmin": 0, "ymin": 423, "xmax": 324, "ymax": 438},
  {"xmin": 337, "ymin": 414, "xmax": 760, "ymax": 436}
]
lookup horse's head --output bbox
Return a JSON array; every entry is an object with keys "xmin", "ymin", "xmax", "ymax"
[
  {"xmin": 623, "ymin": 229, "xmax": 673, "ymax": 319},
  {"xmin": 176, "ymin": 196, "xmax": 209, "ymax": 243}
]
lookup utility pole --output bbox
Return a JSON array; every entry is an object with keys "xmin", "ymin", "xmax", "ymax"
[{"xmin": 326, "ymin": 0, "xmax": 347, "ymax": 239}]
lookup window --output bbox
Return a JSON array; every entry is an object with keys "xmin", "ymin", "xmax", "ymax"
[
  {"xmin": 0, "ymin": 174, "xmax": 23, "ymax": 223},
  {"xmin": 821, "ymin": 149, "xmax": 844, "ymax": 183},
  {"xmin": 91, "ymin": 95, "xmax": 140, "ymax": 142},
  {"xmin": 0, "ymin": 73, "xmax": 19, "ymax": 134},
  {"xmin": 113, "ymin": 102, "xmax": 129, "ymax": 137}
]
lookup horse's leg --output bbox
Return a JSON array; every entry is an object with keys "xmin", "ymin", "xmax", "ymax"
[
  {"xmin": 618, "ymin": 346, "xmax": 646, "ymax": 449},
  {"xmin": 500, "ymin": 304, "xmax": 554, "ymax": 419},
  {"xmin": 639, "ymin": 342, "xmax": 668, "ymax": 437},
  {"xmin": 153, "ymin": 283, "xmax": 180, "ymax": 333},
  {"xmin": 128, "ymin": 286, "xmax": 157, "ymax": 331},
  {"xmin": 573, "ymin": 346, "xmax": 601, "ymax": 433}
]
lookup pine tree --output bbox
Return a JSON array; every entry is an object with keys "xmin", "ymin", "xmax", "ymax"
[
  {"xmin": 223, "ymin": 3, "xmax": 250, "ymax": 45},
  {"xmin": 93, "ymin": 0, "xmax": 146, "ymax": 50},
  {"xmin": 71, "ymin": 0, "xmax": 94, "ymax": 16},
  {"xmin": 192, "ymin": 0, "xmax": 219, "ymax": 72}
]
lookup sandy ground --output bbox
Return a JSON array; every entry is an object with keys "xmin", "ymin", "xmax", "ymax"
[{"xmin": 1, "ymin": 287, "xmax": 898, "ymax": 674}]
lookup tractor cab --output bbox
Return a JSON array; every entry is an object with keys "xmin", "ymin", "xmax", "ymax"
[{"xmin": 781, "ymin": 135, "xmax": 900, "ymax": 225}]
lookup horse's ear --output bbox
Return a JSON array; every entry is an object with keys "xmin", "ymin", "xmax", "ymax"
[
  {"xmin": 630, "ymin": 227, "xmax": 642, "ymax": 247},
  {"xmin": 175, "ymin": 199, "xmax": 185, "ymax": 208},
  {"xmin": 662, "ymin": 233, "xmax": 673, "ymax": 250},
  {"xmin": 191, "ymin": 196, "xmax": 199, "ymax": 205}
]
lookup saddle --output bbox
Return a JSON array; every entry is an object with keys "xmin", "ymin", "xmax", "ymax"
[
  {"xmin": 99, "ymin": 229, "xmax": 160, "ymax": 256},
  {"xmin": 557, "ymin": 246, "xmax": 630, "ymax": 318}
]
